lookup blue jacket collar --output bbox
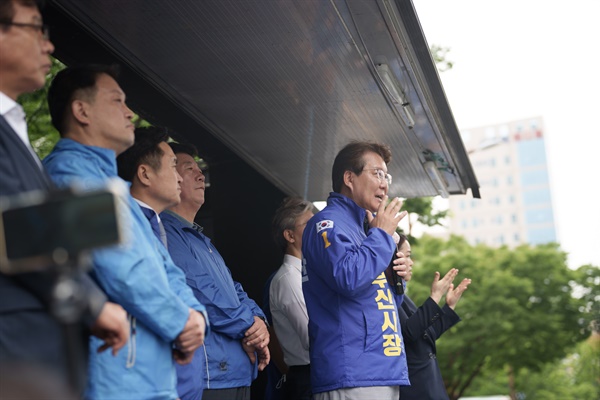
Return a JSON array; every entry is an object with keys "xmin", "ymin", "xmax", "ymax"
[
  {"xmin": 162, "ymin": 209, "xmax": 204, "ymax": 233},
  {"xmin": 54, "ymin": 138, "xmax": 118, "ymax": 176},
  {"xmin": 326, "ymin": 192, "xmax": 367, "ymax": 227}
]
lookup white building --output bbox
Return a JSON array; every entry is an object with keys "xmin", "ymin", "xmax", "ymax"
[{"xmin": 448, "ymin": 117, "xmax": 556, "ymax": 247}]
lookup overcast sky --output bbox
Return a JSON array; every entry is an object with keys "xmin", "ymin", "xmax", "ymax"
[{"xmin": 411, "ymin": 0, "xmax": 600, "ymax": 268}]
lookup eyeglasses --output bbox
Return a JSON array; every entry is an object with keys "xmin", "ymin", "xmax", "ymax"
[
  {"xmin": 363, "ymin": 167, "xmax": 392, "ymax": 186},
  {"xmin": 0, "ymin": 21, "xmax": 50, "ymax": 41}
]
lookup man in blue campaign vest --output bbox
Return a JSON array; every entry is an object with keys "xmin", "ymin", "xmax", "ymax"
[{"xmin": 302, "ymin": 141, "xmax": 411, "ymax": 399}]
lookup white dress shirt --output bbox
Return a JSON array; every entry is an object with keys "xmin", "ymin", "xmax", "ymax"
[
  {"xmin": 269, "ymin": 253, "xmax": 310, "ymax": 366},
  {"xmin": 0, "ymin": 91, "xmax": 43, "ymax": 170}
]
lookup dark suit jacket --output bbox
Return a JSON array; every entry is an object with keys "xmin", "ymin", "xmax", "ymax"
[
  {"xmin": 0, "ymin": 115, "xmax": 104, "ymax": 385},
  {"xmin": 398, "ymin": 295, "xmax": 461, "ymax": 400}
]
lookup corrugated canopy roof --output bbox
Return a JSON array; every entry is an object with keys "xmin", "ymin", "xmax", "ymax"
[{"xmin": 50, "ymin": 0, "xmax": 479, "ymax": 200}]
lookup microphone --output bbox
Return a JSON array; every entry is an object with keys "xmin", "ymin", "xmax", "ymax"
[{"xmin": 389, "ymin": 232, "xmax": 404, "ymax": 295}]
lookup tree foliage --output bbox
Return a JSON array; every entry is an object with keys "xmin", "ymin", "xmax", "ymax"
[
  {"xmin": 401, "ymin": 197, "xmax": 448, "ymax": 237},
  {"xmin": 17, "ymin": 57, "xmax": 65, "ymax": 159},
  {"xmin": 514, "ymin": 334, "xmax": 599, "ymax": 400},
  {"xmin": 408, "ymin": 235, "xmax": 596, "ymax": 399},
  {"xmin": 431, "ymin": 44, "xmax": 454, "ymax": 72}
]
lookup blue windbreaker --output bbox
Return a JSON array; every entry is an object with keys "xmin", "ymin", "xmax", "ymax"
[
  {"xmin": 301, "ymin": 192, "xmax": 410, "ymax": 393},
  {"xmin": 161, "ymin": 210, "xmax": 265, "ymax": 390},
  {"xmin": 44, "ymin": 139, "xmax": 207, "ymax": 400}
]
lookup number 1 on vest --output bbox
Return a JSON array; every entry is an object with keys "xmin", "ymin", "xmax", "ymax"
[{"xmin": 321, "ymin": 231, "xmax": 331, "ymax": 248}]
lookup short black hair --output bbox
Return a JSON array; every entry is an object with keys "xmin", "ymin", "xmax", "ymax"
[
  {"xmin": 0, "ymin": 0, "xmax": 44, "ymax": 25},
  {"xmin": 116, "ymin": 126, "xmax": 170, "ymax": 182},
  {"xmin": 331, "ymin": 141, "xmax": 392, "ymax": 193},
  {"xmin": 168, "ymin": 142, "xmax": 198, "ymax": 159},
  {"xmin": 48, "ymin": 64, "xmax": 120, "ymax": 135},
  {"xmin": 398, "ymin": 233, "xmax": 408, "ymax": 248}
]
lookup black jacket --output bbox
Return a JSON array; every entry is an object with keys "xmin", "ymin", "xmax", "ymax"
[
  {"xmin": 0, "ymin": 115, "xmax": 105, "ymax": 385},
  {"xmin": 398, "ymin": 295, "xmax": 461, "ymax": 400}
]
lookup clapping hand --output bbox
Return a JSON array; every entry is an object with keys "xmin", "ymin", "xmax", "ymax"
[
  {"xmin": 446, "ymin": 278, "xmax": 472, "ymax": 310},
  {"xmin": 430, "ymin": 268, "xmax": 459, "ymax": 303}
]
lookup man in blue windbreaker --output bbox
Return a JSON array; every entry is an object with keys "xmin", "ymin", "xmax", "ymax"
[
  {"xmin": 116, "ymin": 126, "xmax": 212, "ymax": 400},
  {"xmin": 302, "ymin": 141, "xmax": 411, "ymax": 399},
  {"xmin": 161, "ymin": 142, "xmax": 270, "ymax": 400},
  {"xmin": 43, "ymin": 65, "xmax": 208, "ymax": 400}
]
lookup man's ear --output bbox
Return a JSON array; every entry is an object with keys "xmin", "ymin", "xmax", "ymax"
[
  {"xmin": 283, "ymin": 229, "xmax": 295, "ymax": 244},
  {"xmin": 343, "ymin": 170, "xmax": 354, "ymax": 192},
  {"xmin": 70, "ymin": 99, "xmax": 90, "ymax": 126},
  {"xmin": 136, "ymin": 164, "xmax": 152, "ymax": 187}
]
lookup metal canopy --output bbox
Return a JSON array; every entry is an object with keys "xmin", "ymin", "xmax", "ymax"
[{"xmin": 50, "ymin": 0, "xmax": 479, "ymax": 200}]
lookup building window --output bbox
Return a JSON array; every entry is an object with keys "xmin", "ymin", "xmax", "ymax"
[
  {"xmin": 523, "ymin": 188, "xmax": 552, "ymax": 205},
  {"xmin": 527, "ymin": 228, "xmax": 557, "ymax": 245},
  {"xmin": 512, "ymin": 214, "xmax": 518, "ymax": 223},
  {"xmin": 530, "ymin": 120, "xmax": 538, "ymax": 130},
  {"xmin": 517, "ymin": 139, "xmax": 547, "ymax": 167},
  {"xmin": 525, "ymin": 208, "xmax": 554, "ymax": 224},
  {"xmin": 520, "ymin": 169, "xmax": 549, "ymax": 187}
]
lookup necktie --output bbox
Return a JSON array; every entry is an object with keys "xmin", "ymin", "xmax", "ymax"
[{"xmin": 140, "ymin": 206, "xmax": 168, "ymax": 248}]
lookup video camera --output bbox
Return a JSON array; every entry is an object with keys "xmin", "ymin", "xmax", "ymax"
[{"xmin": 0, "ymin": 181, "xmax": 127, "ymax": 274}]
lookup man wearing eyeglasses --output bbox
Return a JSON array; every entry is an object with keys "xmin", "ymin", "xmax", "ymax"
[
  {"xmin": 0, "ymin": 0, "xmax": 129, "ymax": 394},
  {"xmin": 301, "ymin": 141, "xmax": 411, "ymax": 399}
]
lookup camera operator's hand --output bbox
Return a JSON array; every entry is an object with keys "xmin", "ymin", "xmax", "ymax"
[
  {"xmin": 244, "ymin": 316, "xmax": 270, "ymax": 349},
  {"xmin": 175, "ymin": 309, "xmax": 206, "ymax": 355},
  {"xmin": 367, "ymin": 196, "xmax": 407, "ymax": 236},
  {"xmin": 430, "ymin": 268, "xmax": 459, "ymax": 303},
  {"xmin": 446, "ymin": 277, "xmax": 472, "ymax": 310},
  {"xmin": 91, "ymin": 302, "xmax": 129, "ymax": 356}
]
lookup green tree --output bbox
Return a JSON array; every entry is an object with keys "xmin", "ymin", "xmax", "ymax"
[
  {"xmin": 17, "ymin": 57, "xmax": 65, "ymax": 159},
  {"xmin": 431, "ymin": 44, "xmax": 453, "ymax": 72},
  {"xmin": 572, "ymin": 264, "xmax": 600, "ymax": 334},
  {"xmin": 515, "ymin": 334, "xmax": 599, "ymax": 400},
  {"xmin": 573, "ymin": 333, "xmax": 600, "ymax": 397},
  {"xmin": 401, "ymin": 197, "xmax": 448, "ymax": 237},
  {"xmin": 408, "ymin": 235, "xmax": 593, "ymax": 400}
]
